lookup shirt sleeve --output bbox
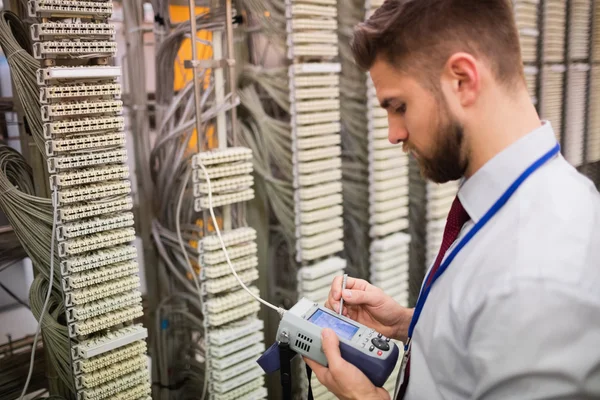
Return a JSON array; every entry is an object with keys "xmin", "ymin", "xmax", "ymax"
[{"xmin": 466, "ymin": 280, "xmax": 600, "ymax": 400}]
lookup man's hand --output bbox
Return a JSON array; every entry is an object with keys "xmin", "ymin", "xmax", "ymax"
[
  {"xmin": 304, "ymin": 329, "xmax": 390, "ymax": 400},
  {"xmin": 325, "ymin": 276, "xmax": 413, "ymax": 342}
]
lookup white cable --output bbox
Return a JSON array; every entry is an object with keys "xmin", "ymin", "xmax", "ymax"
[
  {"xmin": 197, "ymin": 160, "xmax": 285, "ymax": 317},
  {"xmin": 19, "ymin": 189, "xmax": 58, "ymax": 400}
]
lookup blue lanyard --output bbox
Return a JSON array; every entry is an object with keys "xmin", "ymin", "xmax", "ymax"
[{"xmin": 406, "ymin": 143, "xmax": 561, "ymax": 349}]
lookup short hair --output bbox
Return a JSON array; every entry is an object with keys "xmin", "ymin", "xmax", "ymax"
[{"xmin": 351, "ymin": 0, "xmax": 525, "ymax": 91}]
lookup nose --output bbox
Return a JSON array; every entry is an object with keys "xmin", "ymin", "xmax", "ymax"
[{"xmin": 388, "ymin": 118, "xmax": 408, "ymax": 145}]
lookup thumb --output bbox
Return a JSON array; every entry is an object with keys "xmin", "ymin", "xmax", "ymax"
[
  {"xmin": 321, "ymin": 328, "xmax": 343, "ymax": 369},
  {"xmin": 342, "ymin": 288, "xmax": 381, "ymax": 307}
]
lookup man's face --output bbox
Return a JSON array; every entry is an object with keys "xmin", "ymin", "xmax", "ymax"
[{"xmin": 369, "ymin": 58, "xmax": 468, "ymax": 183}]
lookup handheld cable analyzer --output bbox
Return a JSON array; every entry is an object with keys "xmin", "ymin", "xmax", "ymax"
[{"xmin": 276, "ymin": 297, "xmax": 399, "ymax": 387}]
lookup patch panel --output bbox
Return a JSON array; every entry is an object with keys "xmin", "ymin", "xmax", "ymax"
[
  {"xmin": 291, "ymin": 32, "xmax": 338, "ymax": 44},
  {"xmin": 63, "ymin": 261, "xmax": 139, "ymax": 291},
  {"xmin": 297, "ymin": 256, "xmax": 346, "ymax": 280},
  {"xmin": 207, "ymin": 302, "xmax": 261, "ymax": 327},
  {"xmin": 209, "ymin": 319, "xmax": 264, "ymax": 346},
  {"xmin": 291, "ymin": 18, "xmax": 337, "ymax": 31},
  {"xmin": 209, "ymin": 331, "xmax": 265, "ymax": 358},
  {"xmin": 202, "ymin": 256, "xmax": 258, "ymax": 279},
  {"xmin": 201, "ymin": 227, "xmax": 257, "ymax": 251},
  {"xmin": 370, "ymin": 264, "xmax": 409, "ymax": 282},
  {"xmin": 212, "ymin": 358, "xmax": 262, "ymax": 382},
  {"xmin": 299, "ymin": 216, "xmax": 343, "ymax": 236},
  {"xmin": 296, "ymin": 146, "xmax": 341, "ymax": 162},
  {"xmin": 297, "ymin": 181, "xmax": 342, "ymax": 200},
  {"xmin": 294, "ymin": 87, "xmax": 340, "ymax": 100},
  {"xmin": 34, "ymin": 41, "xmax": 117, "ymax": 59},
  {"xmin": 58, "ymin": 227, "xmax": 136, "ymax": 257},
  {"xmin": 194, "ymin": 188, "xmax": 255, "ymax": 211},
  {"xmin": 31, "ymin": 22, "xmax": 116, "ymax": 40},
  {"xmin": 65, "ymin": 275, "xmax": 140, "ymax": 307},
  {"xmin": 371, "ymin": 254, "xmax": 409, "ymax": 274},
  {"xmin": 299, "ymin": 270, "xmax": 342, "ymax": 292},
  {"xmin": 300, "ymin": 228, "xmax": 343, "ymax": 249},
  {"xmin": 370, "ymin": 207, "xmax": 409, "ymax": 225},
  {"xmin": 75, "ymin": 369, "xmax": 149, "ymax": 400},
  {"xmin": 288, "ymin": 4, "xmax": 337, "ymax": 17},
  {"xmin": 40, "ymin": 83, "xmax": 121, "ymax": 103},
  {"xmin": 43, "ymin": 116, "xmax": 125, "ymax": 138},
  {"xmin": 57, "ymin": 181, "xmax": 131, "ymax": 205},
  {"xmin": 372, "ymin": 197, "xmax": 408, "ymax": 213},
  {"xmin": 203, "ymin": 268, "xmax": 260, "ymax": 295},
  {"xmin": 29, "ymin": 3, "xmax": 150, "ymax": 398},
  {"xmin": 76, "ymin": 354, "xmax": 147, "ymax": 390},
  {"xmin": 69, "ymin": 305, "xmax": 144, "ymax": 337},
  {"xmin": 194, "ymin": 175, "xmax": 254, "ymax": 195},
  {"xmin": 46, "ymin": 132, "xmax": 126, "ymax": 156},
  {"xmin": 205, "ymin": 287, "xmax": 260, "ymax": 315},
  {"xmin": 299, "ymin": 205, "xmax": 343, "ymax": 224},
  {"xmin": 192, "ymin": 162, "xmax": 253, "ymax": 181},
  {"xmin": 72, "ymin": 324, "xmax": 147, "ymax": 359},
  {"xmin": 211, "ymin": 366, "xmax": 265, "ymax": 395},
  {"xmin": 74, "ymin": 341, "xmax": 147, "ymax": 374},
  {"xmin": 297, "ymin": 169, "xmax": 342, "ymax": 186},
  {"xmin": 51, "ymin": 165, "xmax": 129, "ymax": 189},
  {"xmin": 301, "ymin": 240, "xmax": 344, "ymax": 261},
  {"xmin": 210, "ymin": 343, "xmax": 265, "ymax": 370},
  {"xmin": 298, "ymin": 158, "xmax": 342, "ymax": 176},
  {"xmin": 28, "ymin": 0, "xmax": 114, "ymax": 18},
  {"xmin": 211, "ymin": 378, "xmax": 267, "ymax": 400},
  {"xmin": 294, "ymin": 99, "xmax": 340, "ymax": 114},
  {"xmin": 37, "ymin": 66, "xmax": 121, "ymax": 85},
  {"xmin": 67, "ymin": 291, "xmax": 142, "ymax": 322},
  {"xmin": 48, "ymin": 149, "xmax": 127, "ymax": 173},
  {"xmin": 59, "ymin": 197, "xmax": 133, "ymax": 223},
  {"xmin": 296, "ymin": 122, "xmax": 341, "ymax": 137},
  {"xmin": 295, "ymin": 110, "xmax": 341, "ymax": 125},
  {"xmin": 201, "ymin": 242, "xmax": 258, "ymax": 265},
  {"xmin": 370, "ymin": 219, "xmax": 410, "ymax": 238},
  {"xmin": 299, "ymin": 193, "xmax": 342, "ymax": 212},
  {"xmin": 371, "ymin": 248, "xmax": 410, "ymax": 265},
  {"xmin": 297, "ymin": 134, "xmax": 341, "ymax": 149},
  {"xmin": 42, "ymin": 100, "xmax": 123, "ymax": 121},
  {"xmin": 193, "ymin": 146, "xmax": 253, "ymax": 166},
  {"xmin": 372, "ymin": 186, "xmax": 409, "ymax": 204}
]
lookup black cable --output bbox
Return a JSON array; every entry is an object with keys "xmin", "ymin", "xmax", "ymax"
[{"xmin": 0, "ymin": 281, "xmax": 30, "ymax": 309}]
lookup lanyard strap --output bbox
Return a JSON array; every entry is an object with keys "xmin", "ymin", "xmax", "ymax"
[{"xmin": 406, "ymin": 143, "xmax": 561, "ymax": 347}]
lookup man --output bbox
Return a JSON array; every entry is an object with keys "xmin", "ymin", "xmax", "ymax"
[{"xmin": 303, "ymin": 0, "xmax": 600, "ymax": 399}]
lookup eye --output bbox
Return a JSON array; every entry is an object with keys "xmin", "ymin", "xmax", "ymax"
[{"xmin": 395, "ymin": 103, "xmax": 407, "ymax": 115}]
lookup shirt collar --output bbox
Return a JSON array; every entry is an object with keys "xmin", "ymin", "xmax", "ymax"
[{"xmin": 457, "ymin": 121, "xmax": 559, "ymax": 223}]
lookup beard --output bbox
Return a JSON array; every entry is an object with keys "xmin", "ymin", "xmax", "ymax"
[{"xmin": 412, "ymin": 103, "xmax": 468, "ymax": 184}]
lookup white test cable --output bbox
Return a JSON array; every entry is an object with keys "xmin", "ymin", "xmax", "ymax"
[
  {"xmin": 197, "ymin": 161, "xmax": 286, "ymax": 318},
  {"xmin": 19, "ymin": 189, "xmax": 58, "ymax": 400}
]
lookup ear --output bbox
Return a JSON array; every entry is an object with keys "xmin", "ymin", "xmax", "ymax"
[{"xmin": 441, "ymin": 52, "xmax": 480, "ymax": 107}]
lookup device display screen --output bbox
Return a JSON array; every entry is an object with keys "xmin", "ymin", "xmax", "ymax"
[{"xmin": 307, "ymin": 309, "xmax": 359, "ymax": 340}]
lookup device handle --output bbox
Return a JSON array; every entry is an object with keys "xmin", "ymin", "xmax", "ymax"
[{"xmin": 339, "ymin": 340, "xmax": 399, "ymax": 387}]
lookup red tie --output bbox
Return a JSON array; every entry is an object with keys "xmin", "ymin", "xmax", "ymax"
[{"xmin": 396, "ymin": 196, "xmax": 470, "ymax": 399}]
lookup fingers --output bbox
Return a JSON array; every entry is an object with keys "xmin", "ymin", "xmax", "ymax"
[
  {"xmin": 321, "ymin": 329, "xmax": 344, "ymax": 371},
  {"xmin": 341, "ymin": 287, "xmax": 383, "ymax": 307},
  {"xmin": 303, "ymin": 357, "xmax": 333, "ymax": 388},
  {"xmin": 328, "ymin": 276, "xmax": 370, "ymax": 312}
]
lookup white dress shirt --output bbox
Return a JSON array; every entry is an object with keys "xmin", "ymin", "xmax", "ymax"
[{"xmin": 403, "ymin": 122, "xmax": 600, "ymax": 399}]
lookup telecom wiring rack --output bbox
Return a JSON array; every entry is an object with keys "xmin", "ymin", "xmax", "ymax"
[{"xmin": 27, "ymin": 0, "xmax": 152, "ymax": 398}]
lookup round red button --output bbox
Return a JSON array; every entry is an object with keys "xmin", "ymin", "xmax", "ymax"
[{"xmin": 377, "ymin": 350, "xmax": 383, "ymax": 356}]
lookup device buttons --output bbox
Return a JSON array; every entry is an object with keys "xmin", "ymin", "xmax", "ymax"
[
  {"xmin": 371, "ymin": 337, "xmax": 390, "ymax": 351},
  {"xmin": 377, "ymin": 333, "xmax": 382, "ymax": 338},
  {"xmin": 369, "ymin": 345, "xmax": 374, "ymax": 352},
  {"xmin": 377, "ymin": 350, "xmax": 383, "ymax": 356}
]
